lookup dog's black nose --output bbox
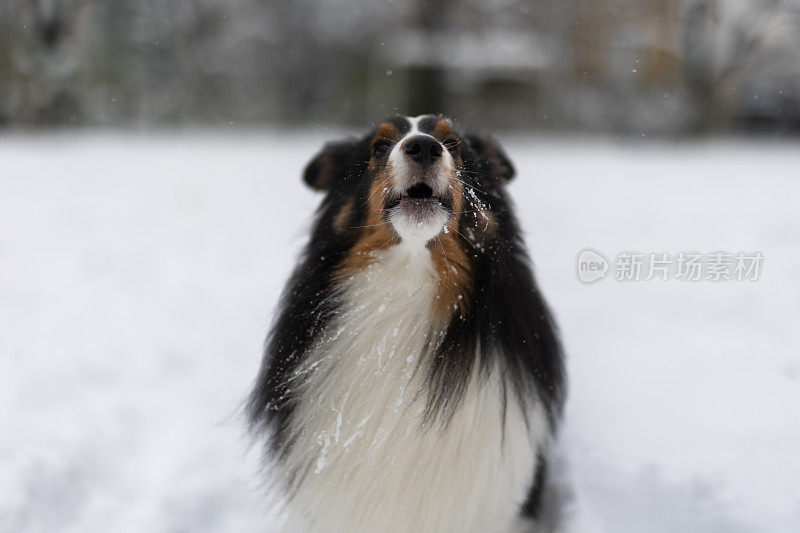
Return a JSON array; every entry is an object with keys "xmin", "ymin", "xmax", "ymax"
[{"xmin": 403, "ymin": 135, "xmax": 443, "ymax": 166}]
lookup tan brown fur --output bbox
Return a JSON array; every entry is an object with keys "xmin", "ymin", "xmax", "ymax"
[
  {"xmin": 433, "ymin": 119, "xmax": 456, "ymax": 143},
  {"xmin": 334, "ymin": 122, "xmax": 401, "ymax": 278},
  {"xmin": 333, "ymin": 200, "xmax": 355, "ymax": 234},
  {"xmin": 333, "ymin": 171, "xmax": 397, "ymax": 277},
  {"xmin": 374, "ymin": 121, "xmax": 400, "ymax": 145},
  {"xmin": 428, "ymin": 119, "xmax": 498, "ymax": 318},
  {"xmin": 430, "ymin": 194, "xmax": 472, "ymax": 320}
]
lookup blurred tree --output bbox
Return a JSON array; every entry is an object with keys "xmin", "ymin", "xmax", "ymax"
[
  {"xmin": 682, "ymin": 0, "xmax": 800, "ymax": 132},
  {"xmin": 406, "ymin": 0, "xmax": 447, "ymax": 117},
  {"xmin": 1, "ymin": 0, "xmax": 93, "ymax": 125}
]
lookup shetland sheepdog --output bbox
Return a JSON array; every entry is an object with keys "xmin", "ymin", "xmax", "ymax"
[{"xmin": 248, "ymin": 114, "xmax": 566, "ymax": 533}]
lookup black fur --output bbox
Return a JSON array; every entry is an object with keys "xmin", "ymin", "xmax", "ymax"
[
  {"xmin": 247, "ymin": 115, "xmax": 566, "ymax": 519},
  {"xmin": 247, "ymin": 133, "xmax": 373, "ymax": 458}
]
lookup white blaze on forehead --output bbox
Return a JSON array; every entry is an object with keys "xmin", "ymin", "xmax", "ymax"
[
  {"xmin": 393, "ymin": 115, "xmax": 424, "ymax": 147},
  {"xmin": 405, "ymin": 114, "xmax": 419, "ymax": 133},
  {"xmin": 402, "ymin": 114, "xmax": 439, "ymax": 136},
  {"xmin": 405, "ymin": 114, "xmax": 425, "ymax": 134}
]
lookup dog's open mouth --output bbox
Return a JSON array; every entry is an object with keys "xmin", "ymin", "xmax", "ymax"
[
  {"xmin": 403, "ymin": 182, "xmax": 434, "ymax": 199},
  {"xmin": 383, "ymin": 181, "xmax": 452, "ymax": 240},
  {"xmin": 386, "ymin": 182, "xmax": 452, "ymax": 212}
]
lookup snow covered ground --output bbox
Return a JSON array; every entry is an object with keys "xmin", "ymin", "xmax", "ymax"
[{"xmin": 1, "ymin": 132, "xmax": 799, "ymax": 533}]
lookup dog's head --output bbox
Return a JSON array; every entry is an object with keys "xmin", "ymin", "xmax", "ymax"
[{"xmin": 303, "ymin": 114, "xmax": 516, "ymax": 313}]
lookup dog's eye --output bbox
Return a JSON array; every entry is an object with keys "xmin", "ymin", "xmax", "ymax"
[
  {"xmin": 443, "ymin": 138, "xmax": 460, "ymax": 154},
  {"xmin": 372, "ymin": 140, "xmax": 391, "ymax": 157}
]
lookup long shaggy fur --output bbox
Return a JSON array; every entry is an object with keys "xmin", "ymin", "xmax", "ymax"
[{"xmin": 247, "ymin": 115, "xmax": 566, "ymax": 533}]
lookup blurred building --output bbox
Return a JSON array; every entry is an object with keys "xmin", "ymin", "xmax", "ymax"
[{"xmin": 1, "ymin": 0, "xmax": 799, "ymax": 134}]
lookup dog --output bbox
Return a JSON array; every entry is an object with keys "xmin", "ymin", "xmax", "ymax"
[{"xmin": 248, "ymin": 114, "xmax": 566, "ymax": 532}]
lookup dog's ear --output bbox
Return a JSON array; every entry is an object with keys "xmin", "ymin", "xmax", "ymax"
[
  {"xmin": 303, "ymin": 138, "xmax": 359, "ymax": 191},
  {"xmin": 465, "ymin": 134, "xmax": 515, "ymax": 182}
]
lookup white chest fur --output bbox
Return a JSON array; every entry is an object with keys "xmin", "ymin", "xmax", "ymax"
[{"xmin": 278, "ymin": 244, "xmax": 547, "ymax": 533}]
